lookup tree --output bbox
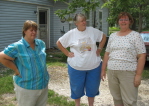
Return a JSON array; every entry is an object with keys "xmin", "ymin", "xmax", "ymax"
[
  {"xmin": 102, "ymin": 0, "xmax": 149, "ymax": 32},
  {"xmin": 53, "ymin": 0, "xmax": 100, "ymax": 21}
]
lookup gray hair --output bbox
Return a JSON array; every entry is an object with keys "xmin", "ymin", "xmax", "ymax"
[{"xmin": 73, "ymin": 13, "xmax": 86, "ymax": 23}]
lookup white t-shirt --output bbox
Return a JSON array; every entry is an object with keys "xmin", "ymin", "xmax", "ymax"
[
  {"xmin": 59, "ymin": 27, "xmax": 103, "ymax": 70},
  {"xmin": 106, "ymin": 31, "xmax": 146, "ymax": 71}
]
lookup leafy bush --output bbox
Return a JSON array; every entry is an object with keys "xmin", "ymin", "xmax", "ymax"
[{"xmin": 109, "ymin": 27, "xmax": 120, "ymax": 31}]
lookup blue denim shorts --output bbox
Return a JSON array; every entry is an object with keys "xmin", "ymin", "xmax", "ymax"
[{"xmin": 68, "ymin": 62, "xmax": 102, "ymax": 99}]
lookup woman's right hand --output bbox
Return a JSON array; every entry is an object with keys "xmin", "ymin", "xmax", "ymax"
[
  {"xmin": 14, "ymin": 69, "xmax": 22, "ymax": 78},
  {"xmin": 67, "ymin": 52, "xmax": 74, "ymax": 58}
]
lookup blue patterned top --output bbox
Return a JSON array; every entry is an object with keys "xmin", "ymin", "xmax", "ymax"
[{"xmin": 3, "ymin": 38, "xmax": 49, "ymax": 90}]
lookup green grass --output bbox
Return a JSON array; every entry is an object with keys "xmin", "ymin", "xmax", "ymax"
[
  {"xmin": 0, "ymin": 70, "xmax": 78, "ymax": 106},
  {"xmin": 0, "ymin": 49, "xmax": 148, "ymax": 106},
  {"xmin": 0, "ymin": 75, "xmax": 14, "ymax": 95},
  {"xmin": 46, "ymin": 51, "xmax": 67, "ymax": 67},
  {"xmin": 142, "ymin": 66, "xmax": 149, "ymax": 79},
  {"xmin": 0, "ymin": 69, "xmax": 14, "ymax": 95},
  {"xmin": 0, "ymin": 72, "xmax": 85, "ymax": 106},
  {"xmin": 0, "ymin": 69, "xmax": 85, "ymax": 106},
  {"xmin": 48, "ymin": 90, "xmax": 87, "ymax": 106},
  {"xmin": 47, "ymin": 52, "xmax": 67, "ymax": 63},
  {"xmin": 46, "ymin": 49, "xmax": 149, "ymax": 78},
  {"xmin": 46, "ymin": 48, "xmax": 105, "ymax": 63}
]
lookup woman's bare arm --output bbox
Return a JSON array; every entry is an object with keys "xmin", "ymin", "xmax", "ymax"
[
  {"xmin": 56, "ymin": 40, "xmax": 74, "ymax": 57},
  {"xmin": 96, "ymin": 34, "xmax": 107, "ymax": 56},
  {"xmin": 134, "ymin": 53, "xmax": 146, "ymax": 87},
  {"xmin": 0, "ymin": 52, "xmax": 20, "ymax": 75},
  {"xmin": 101, "ymin": 52, "xmax": 109, "ymax": 81}
]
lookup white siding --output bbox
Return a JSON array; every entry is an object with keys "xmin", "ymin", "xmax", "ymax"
[
  {"xmin": 51, "ymin": 0, "xmax": 109, "ymax": 48},
  {"xmin": 51, "ymin": 2, "xmax": 69, "ymax": 48},
  {"xmin": 89, "ymin": 0, "xmax": 109, "ymax": 36},
  {"xmin": 0, "ymin": 0, "xmax": 52, "ymax": 51},
  {"xmin": 4, "ymin": 0, "xmax": 53, "ymax": 6},
  {"xmin": 0, "ymin": 0, "xmax": 109, "ymax": 50}
]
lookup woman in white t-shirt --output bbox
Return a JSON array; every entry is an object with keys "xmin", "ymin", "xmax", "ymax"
[
  {"xmin": 56, "ymin": 13, "xmax": 106, "ymax": 106},
  {"xmin": 101, "ymin": 12, "xmax": 146, "ymax": 106}
]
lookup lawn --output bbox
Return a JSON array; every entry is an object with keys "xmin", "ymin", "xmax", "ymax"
[
  {"xmin": 0, "ymin": 48, "xmax": 148, "ymax": 106},
  {"xmin": 0, "ymin": 69, "xmax": 81, "ymax": 106}
]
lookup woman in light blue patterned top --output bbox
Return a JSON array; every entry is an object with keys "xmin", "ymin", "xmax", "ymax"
[{"xmin": 0, "ymin": 20, "xmax": 49, "ymax": 106}]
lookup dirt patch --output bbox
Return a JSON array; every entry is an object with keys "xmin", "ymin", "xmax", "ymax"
[
  {"xmin": 0, "ymin": 94, "xmax": 17, "ymax": 106},
  {"xmin": 1, "ymin": 65, "xmax": 148, "ymax": 106},
  {"xmin": 48, "ymin": 66, "xmax": 149, "ymax": 106}
]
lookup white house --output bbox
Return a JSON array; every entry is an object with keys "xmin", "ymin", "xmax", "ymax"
[{"xmin": 0, "ymin": 0, "xmax": 109, "ymax": 51}]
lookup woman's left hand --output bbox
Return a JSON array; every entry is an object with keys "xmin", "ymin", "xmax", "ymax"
[{"xmin": 134, "ymin": 74, "xmax": 141, "ymax": 87}]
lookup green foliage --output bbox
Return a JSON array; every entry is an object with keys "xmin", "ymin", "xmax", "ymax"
[
  {"xmin": 109, "ymin": 27, "xmax": 119, "ymax": 31},
  {"xmin": 53, "ymin": 0, "xmax": 100, "ymax": 19},
  {"xmin": 102, "ymin": 0, "xmax": 149, "ymax": 31},
  {"xmin": 100, "ymin": 48, "xmax": 105, "ymax": 59},
  {"xmin": 108, "ymin": 27, "xmax": 119, "ymax": 35}
]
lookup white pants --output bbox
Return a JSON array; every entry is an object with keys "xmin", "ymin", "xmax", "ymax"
[
  {"xmin": 14, "ymin": 83, "xmax": 48, "ymax": 106},
  {"xmin": 107, "ymin": 70, "xmax": 138, "ymax": 106}
]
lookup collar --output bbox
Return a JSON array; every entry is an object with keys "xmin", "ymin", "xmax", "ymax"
[{"xmin": 22, "ymin": 37, "xmax": 38, "ymax": 48}]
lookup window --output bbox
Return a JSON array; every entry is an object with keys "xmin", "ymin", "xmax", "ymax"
[
  {"xmin": 99, "ymin": 10, "xmax": 102, "ymax": 30},
  {"xmin": 85, "ymin": 11, "xmax": 90, "ymax": 26}
]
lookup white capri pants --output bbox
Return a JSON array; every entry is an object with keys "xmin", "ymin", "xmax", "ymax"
[
  {"xmin": 107, "ymin": 70, "xmax": 138, "ymax": 106},
  {"xmin": 14, "ymin": 83, "xmax": 48, "ymax": 106}
]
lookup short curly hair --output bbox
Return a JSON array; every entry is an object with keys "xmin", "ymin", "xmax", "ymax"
[{"xmin": 117, "ymin": 12, "xmax": 134, "ymax": 26}]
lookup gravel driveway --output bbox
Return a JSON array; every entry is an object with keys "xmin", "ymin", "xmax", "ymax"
[{"xmin": 48, "ymin": 66, "xmax": 149, "ymax": 106}]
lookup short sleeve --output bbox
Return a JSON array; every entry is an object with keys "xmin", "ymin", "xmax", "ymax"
[
  {"xmin": 58, "ymin": 30, "xmax": 72, "ymax": 48},
  {"xmin": 134, "ymin": 33, "xmax": 146, "ymax": 54},
  {"xmin": 105, "ymin": 33, "xmax": 114, "ymax": 52},
  {"xmin": 41, "ymin": 40, "xmax": 46, "ymax": 48},
  {"xmin": 92, "ymin": 28, "xmax": 103, "ymax": 42},
  {"xmin": 37, "ymin": 39, "xmax": 45, "ymax": 47},
  {"xmin": 3, "ymin": 43, "xmax": 18, "ymax": 58}
]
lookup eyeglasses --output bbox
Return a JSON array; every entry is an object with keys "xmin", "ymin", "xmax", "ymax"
[{"xmin": 119, "ymin": 19, "xmax": 129, "ymax": 21}]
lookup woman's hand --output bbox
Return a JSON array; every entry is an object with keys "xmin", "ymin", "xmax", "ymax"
[
  {"xmin": 134, "ymin": 53, "xmax": 146, "ymax": 87},
  {"xmin": 67, "ymin": 52, "xmax": 74, "ymax": 58},
  {"xmin": 101, "ymin": 70, "xmax": 106, "ymax": 81},
  {"xmin": 0, "ymin": 52, "xmax": 22, "ymax": 77},
  {"xmin": 96, "ymin": 49, "xmax": 102, "ymax": 56},
  {"xmin": 14, "ymin": 69, "xmax": 20, "ymax": 75},
  {"xmin": 134, "ymin": 74, "xmax": 141, "ymax": 87},
  {"xmin": 14, "ymin": 69, "xmax": 22, "ymax": 78}
]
